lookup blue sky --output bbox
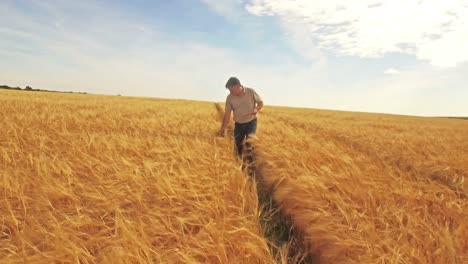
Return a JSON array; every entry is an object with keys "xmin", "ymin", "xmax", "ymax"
[{"xmin": 0, "ymin": 0, "xmax": 467, "ymax": 116}]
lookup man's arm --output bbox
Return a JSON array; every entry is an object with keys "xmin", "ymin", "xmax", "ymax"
[
  {"xmin": 256, "ymin": 101, "xmax": 264, "ymax": 112},
  {"xmin": 218, "ymin": 101, "xmax": 232, "ymax": 136},
  {"xmin": 252, "ymin": 89, "xmax": 263, "ymax": 115},
  {"xmin": 220, "ymin": 108, "xmax": 231, "ymax": 132}
]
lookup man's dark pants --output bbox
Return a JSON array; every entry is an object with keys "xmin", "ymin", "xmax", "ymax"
[{"xmin": 234, "ymin": 118, "xmax": 257, "ymax": 158}]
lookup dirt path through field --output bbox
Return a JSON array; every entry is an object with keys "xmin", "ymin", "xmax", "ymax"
[{"xmin": 214, "ymin": 103, "xmax": 315, "ymax": 263}]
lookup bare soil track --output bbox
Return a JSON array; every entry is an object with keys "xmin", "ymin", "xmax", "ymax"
[{"xmin": 214, "ymin": 103, "xmax": 315, "ymax": 263}]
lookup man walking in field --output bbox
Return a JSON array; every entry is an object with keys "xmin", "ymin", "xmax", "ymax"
[{"xmin": 218, "ymin": 77, "xmax": 264, "ymax": 158}]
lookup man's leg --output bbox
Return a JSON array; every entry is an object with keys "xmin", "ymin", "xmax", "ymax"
[
  {"xmin": 244, "ymin": 118, "xmax": 257, "ymax": 147},
  {"xmin": 246, "ymin": 118, "xmax": 257, "ymax": 138},
  {"xmin": 244, "ymin": 119, "xmax": 257, "ymax": 175},
  {"xmin": 234, "ymin": 123, "xmax": 245, "ymax": 157}
]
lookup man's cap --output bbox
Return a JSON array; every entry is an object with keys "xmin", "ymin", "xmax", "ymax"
[{"xmin": 225, "ymin": 77, "xmax": 241, "ymax": 88}]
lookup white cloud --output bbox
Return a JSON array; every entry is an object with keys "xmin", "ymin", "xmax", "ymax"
[
  {"xmin": 245, "ymin": 0, "xmax": 468, "ymax": 67},
  {"xmin": 384, "ymin": 68, "xmax": 400, "ymax": 75},
  {"xmin": 202, "ymin": 0, "xmax": 327, "ymax": 65}
]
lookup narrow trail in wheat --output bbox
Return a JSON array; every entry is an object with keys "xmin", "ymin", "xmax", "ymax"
[{"xmin": 214, "ymin": 103, "xmax": 314, "ymax": 263}]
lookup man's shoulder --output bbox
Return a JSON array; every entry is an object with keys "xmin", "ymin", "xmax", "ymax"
[
  {"xmin": 244, "ymin": 87, "xmax": 256, "ymax": 93},
  {"xmin": 245, "ymin": 87, "xmax": 261, "ymax": 97},
  {"xmin": 225, "ymin": 93, "xmax": 233, "ymax": 103}
]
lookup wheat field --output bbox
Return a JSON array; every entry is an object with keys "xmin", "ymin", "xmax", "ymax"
[{"xmin": 1, "ymin": 89, "xmax": 467, "ymax": 263}]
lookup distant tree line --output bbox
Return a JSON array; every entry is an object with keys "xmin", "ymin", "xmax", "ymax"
[{"xmin": 0, "ymin": 85, "xmax": 87, "ymax": 94}]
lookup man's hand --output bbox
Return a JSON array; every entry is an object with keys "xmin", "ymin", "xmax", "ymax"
[
  {"xmin": 217, "ymin": 128, "xmax": 226, "ymax": 138},
  {"xmin": 219, "ymin": 109, "xmax": 231, "ymax": 137},
  {"xmin": 244, "ymin": 108, "xmax": 258, "ymax": 116}
]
